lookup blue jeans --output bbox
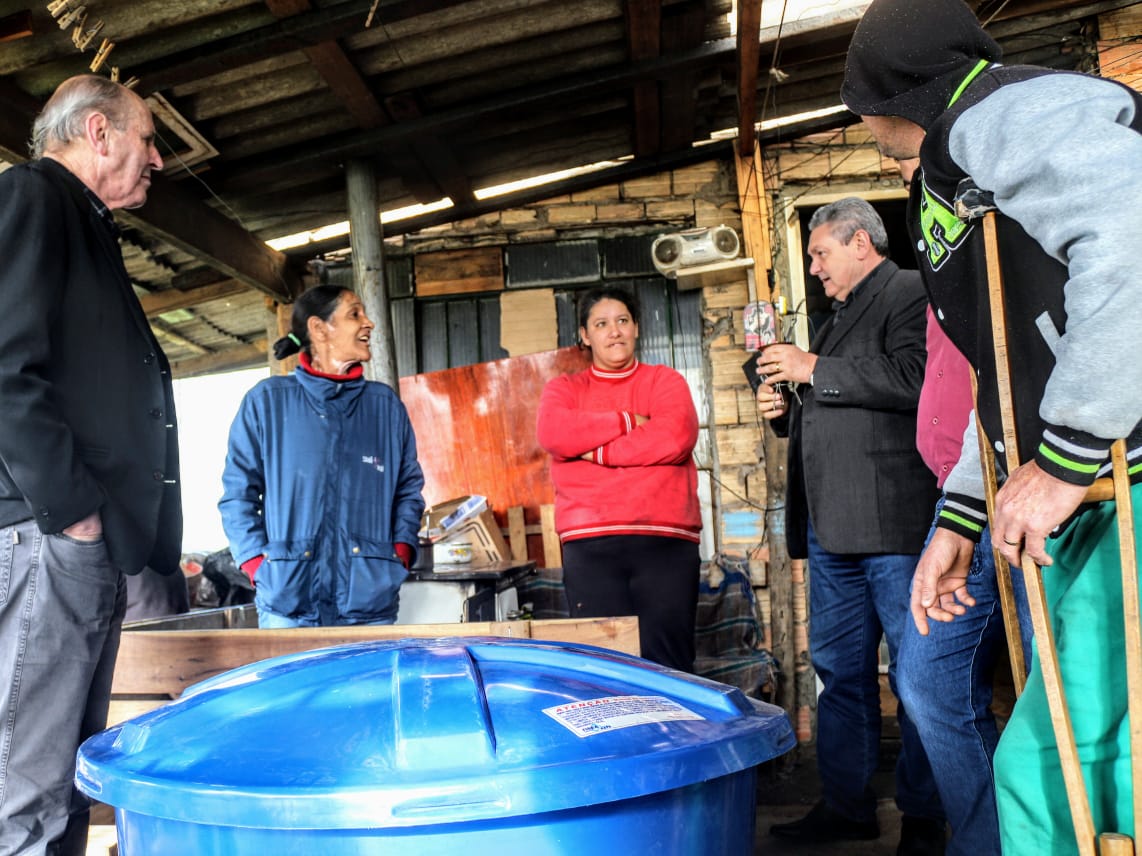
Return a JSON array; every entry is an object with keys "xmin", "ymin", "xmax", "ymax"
[
  {"xmin": 807, "ymin": 520, "xmax": 943, "ymax": 825},
  {"xmin": 897, "ymin": 500, "xmax": 1033, "ymax": 856}
]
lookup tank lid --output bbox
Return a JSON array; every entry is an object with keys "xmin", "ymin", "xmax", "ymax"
[{"xmin": 77, "ymin": 637, "xmax": 794, "ymax": 828}]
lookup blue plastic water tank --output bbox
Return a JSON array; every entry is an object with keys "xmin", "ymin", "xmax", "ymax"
[{"xmin": 77, "ymin": 637, "xmax": 794, "ymax": 854}]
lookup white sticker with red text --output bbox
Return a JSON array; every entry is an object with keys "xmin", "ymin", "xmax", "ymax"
[{"xmin": 543, "ymin": 695, "xmax": 705, "ymax": 737}]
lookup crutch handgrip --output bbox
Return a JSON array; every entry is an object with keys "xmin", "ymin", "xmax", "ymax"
[{"xmin": 1085, "ymin": 478, "xmax": 1115, "ymax": 503}]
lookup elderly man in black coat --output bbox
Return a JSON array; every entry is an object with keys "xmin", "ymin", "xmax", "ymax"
[{"xmin": 0, "ymin": 75, "xmax": 182, "ymax": 855}]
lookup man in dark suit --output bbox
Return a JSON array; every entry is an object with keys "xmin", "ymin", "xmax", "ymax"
[
  {"xmin": 754, "ymin": 197, "xmax": 944, "ymax": 854},
  {"xmin": 0, "ymin": 75, "xmax": 182, "ymax": 855}
]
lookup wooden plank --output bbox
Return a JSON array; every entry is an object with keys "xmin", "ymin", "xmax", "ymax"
[
  {"xmin": 625, "ymin": 0, "xmax": 662, "ymax": 156},
  {"xmin": 507, "ymin": 506, "xmax": 528, "ymax": 562},
  {"xmin": 139, "ymin": 279, "xmax": 249, "ymax": 317},
  {"xmin": 531, "ymin": 617, "xmax": 640, "ymax": 657},
  {"xmin": 398, "ymin": 346, "xmax": 588, "ymax": 513},
  {"xmin": 659, "ymin": 1, "xmax": 705, "ymax": 152},
  {"xmin": 500, "ymin": 289, "xmax": 558, "ymax": 357},
  {"xmin": 120, "ymin": 177, "xmax": 301, "ymax": 303},
  {"xmin": 384, "ymin": 93, "xmax": 474, "ymax": 205},
  {"xmin": 414, "ymin": 247, "xmax": 504, "ymax": 297},
  {"xmin": 111, "ymin": 617, "xmax": 639, "ymax": 697},
  {"xmin": 541, "ymin": 503, "xmax": 562, "ymax": 569},
  {"xmin": 737, "ymin": 0, "xmax": 762, "ymax": 156},
  {"xmin": 170, "ymin": 341, "xmax": 268, "ymax": 379},
  {"xmin": 112, "ymin": 622, "xmax": 523, "ymax": 696}
]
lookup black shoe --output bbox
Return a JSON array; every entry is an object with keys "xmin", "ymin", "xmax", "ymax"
[
  {"xmin": 770, "ymin": 800, "xmax": 880, "ymax": 842},
  {"xmin": 897, "ymin": 815, "xmax": 947, "ymax": 856}
]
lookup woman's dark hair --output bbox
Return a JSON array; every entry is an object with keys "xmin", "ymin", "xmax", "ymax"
[
  {"xmin": 576, "ymin": 286, "xmax": 640, "ymax": 334},
  {"xmin": 271, "ymin": 285, "xmax": 348, "ymax": 360}
]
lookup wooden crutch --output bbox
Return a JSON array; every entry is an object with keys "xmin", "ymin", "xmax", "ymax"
[{"xmin": 980, "ymin": 211, "xmax": 1141, "ymax": 856}]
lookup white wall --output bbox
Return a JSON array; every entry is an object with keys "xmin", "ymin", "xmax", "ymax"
[{"xmin": 173, "ymin": 366, "xmax": 269, "ymax": 554}]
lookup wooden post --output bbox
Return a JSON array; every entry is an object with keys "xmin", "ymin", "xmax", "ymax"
[
  {"xmin": 734, "ymin": 142, "xmax": 796, "ymax": 739},
  {"xmin": 346, "ymin": 158, "xmax": 399, "ymax": 392},
  {"xmin": 265, "ymin": 297, "xmax": 296, "ymax": 376}
]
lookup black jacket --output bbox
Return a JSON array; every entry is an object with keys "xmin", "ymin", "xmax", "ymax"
[
  {"xmin": 0, "ymin": 158, "xmax": 182, "ymax": 574},
  {"xmin": 775, "ymin": 260, "xmax": 938, "ymax": 558}
]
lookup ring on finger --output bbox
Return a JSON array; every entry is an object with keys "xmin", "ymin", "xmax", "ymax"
[{"xmin": 1002, "ymin": 537, "xmax": 1020, "ymax": 547}]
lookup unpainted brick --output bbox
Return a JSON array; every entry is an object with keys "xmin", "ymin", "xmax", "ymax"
[
  {"xmin": 571, "ymin": 185, "xmax": 620, "ymax": 202},
  {"xmin": 595, "ymin": 203, "xmax": 644, "ymax": 221},
  {"xmin": 621, "ymin": 174, "xmax": 672, "ymax": 199},
  {"xmin": 511, "ymin": 228, "xmax": 559, "ymax": 242},
  {"xmin": 832, "ymin": 146, "xmax": 883, "ymax": 177},
  {"xmin": 500, "ymin": 209, "xmax": 539, "ymax": 226},
  {"xmin": 777, "ymin": 150, "xmax": 831, "ymax": 182},
  {"xmin": 716, "ymin": 424, "xmax": 763, "ymax": 466},
  {"xmin": 672, "ymin": 162, "xmax": 722, "ymax": 196},
  {"xmin": 703, "ymin": 281, "xmax": 750, "ymax": 309},
  {"xmin": 645, "ymin": 199, "xmax": 695, "ymax": 219},
  {"xmin": 547, "ymin": 205, "xmax": 597, "ymax": 224}
]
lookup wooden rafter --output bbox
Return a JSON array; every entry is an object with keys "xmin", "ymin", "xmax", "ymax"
[
  {"xmin": 139, "ymin": 279, "xmax": 250, "ymax": 317},
  {"xmin": 659, "ymin": 0, "xmax": 706, "ymax": 153},
  {"xmin": 737, "ymin": 0, "xmax": 762, "ymax": 156},
  {"xmin": 384, "ymin": 92, "xmax": 473, "ymax": 205},
  {"xmin": 625, "ymin": 0, "xmax": 661, "ymax": 157}
]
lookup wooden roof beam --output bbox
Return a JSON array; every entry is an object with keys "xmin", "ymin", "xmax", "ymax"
[
  {"xmin": 625, "ymin": 0, "xmax": 662, "ymax": 157},
  {"xmin": 659, "ymin": 0, "xmax": 706, "ymax": 152},
  {"xmin": 127, "ymin": 0, "xmax": 476, "ymax": 95},
  {"xmin": 139, "ymin": 279, "xmax": 251, "ymax": 317},
  {"xmin": 171, "ymin": 341, "xmax": 269, "ymax": 379},
  {"xmin": 736, "ymin": 0, "xmax": 762, "ymax": 156},
  {"xmin": 384, "ymin": 92, "xmax": 473, "ymax": 206}
]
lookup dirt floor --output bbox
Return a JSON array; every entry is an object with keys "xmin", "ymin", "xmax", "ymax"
[{"xmin": 753, "ymin": 739, "xmax": 907, "ymax": 856}]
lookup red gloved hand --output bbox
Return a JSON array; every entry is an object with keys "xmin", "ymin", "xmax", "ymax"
[
  {"xmin": 395, "ymin": 542, "xmax": 414, "ymax": 569},
  {"xmin": 240, "ymin": 554, "xmax": 263, "ymax": 583}
]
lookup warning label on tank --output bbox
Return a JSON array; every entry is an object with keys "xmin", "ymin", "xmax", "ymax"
[{"xmin": 542, "ymin": 695, "xmax": 705, "ymax": 737}]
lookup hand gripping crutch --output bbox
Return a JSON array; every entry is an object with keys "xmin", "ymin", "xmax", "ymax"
[{"xmin": 979, "ymin": 211, "xmax": 1140, "ymax": 856}]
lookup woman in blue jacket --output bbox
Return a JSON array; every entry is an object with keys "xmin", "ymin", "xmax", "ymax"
[{"xmin": 220, "ymin": 285, "xmax": 426, "ymax": 627}]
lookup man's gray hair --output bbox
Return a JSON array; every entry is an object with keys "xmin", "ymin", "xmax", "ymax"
[
  {"xmin": 808, "ymin": 197, "xmax": 890, "ymax": 256},
  {"xmin": 30, "ymin": 75, "xmax": 132, "ymax": 159}
]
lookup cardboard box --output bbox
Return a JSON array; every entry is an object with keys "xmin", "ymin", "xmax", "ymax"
[
  {"xmin": 422, "ymin": 495, "xmax": 487, "ymax": 541},
  {"xmin": 421, "ymin": 496, "xmax": 509, "ymax": 566},
  {"xmin": 439, "ymin": 509, "xmax": 509, "ymax": 566}
]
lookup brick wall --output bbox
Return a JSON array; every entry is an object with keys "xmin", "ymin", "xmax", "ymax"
[{"xmin": 390, "ymin": 159, "xmax": 770, "ymax": 565}]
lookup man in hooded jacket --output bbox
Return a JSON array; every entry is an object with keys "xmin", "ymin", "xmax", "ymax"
[{"xmin": 841, "ymin": 1, "xmax": 1142, "ymax": 852}]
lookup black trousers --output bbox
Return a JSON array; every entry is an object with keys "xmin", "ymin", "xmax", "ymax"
[{"xmin": 561, "ymin": 534, "xmax": 699, "ymax": 672}]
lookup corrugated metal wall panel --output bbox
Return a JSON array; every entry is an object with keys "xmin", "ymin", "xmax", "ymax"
[
  {"xmin": 555, "ymin": 290, "xmax": 579, "ymax": 347},
  {"xmin": 419, "ymin": 302, "xmax": 449, "ymax": 372},
  {"xmin": 635, "ymin": 280, "xmax": 672, "ymax": 366},
  {"xmin": 602, "ymin": 235, "xmax": 659, "ymax": 278},
  {"xmin": 477, "ymin": 296, "xmax": 508, "ymax": 363},
  {"xmin": 506, "ymin": 239, "xmax": 600, "ymax": 288},
  {"xmin": 391, "ymin": 299, "xmax": 417, "ymax": 378},
  {"xmin": 386, "ymin": 256, "xmax": 414, "ymax": 299},
  {"xmin": 447, "ymin": 300, "xmax": 481, "ymax": 367}
]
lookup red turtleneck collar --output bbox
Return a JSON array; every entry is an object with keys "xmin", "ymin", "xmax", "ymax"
[
  {"xmin": 589, "ymin": 360, "xmax": 639, "ymax": 381},
  {"xmin": 299, "ymin": 351, "xmax": 364, "ymax": 381}
]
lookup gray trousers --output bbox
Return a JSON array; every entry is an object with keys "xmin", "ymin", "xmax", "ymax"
[{"xmin": 0, "ymin": 520, "xmax": 125, "ymax": 856}]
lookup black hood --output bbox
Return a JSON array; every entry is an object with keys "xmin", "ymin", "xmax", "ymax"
[{"xmin": 841, "ymin": 0, "xmax": 1002, "ymax": 129}]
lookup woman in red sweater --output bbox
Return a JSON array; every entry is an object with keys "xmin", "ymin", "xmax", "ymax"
[{"xmin": 536, "ymin": 287, "xmax": 702, "ymax": 671}]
